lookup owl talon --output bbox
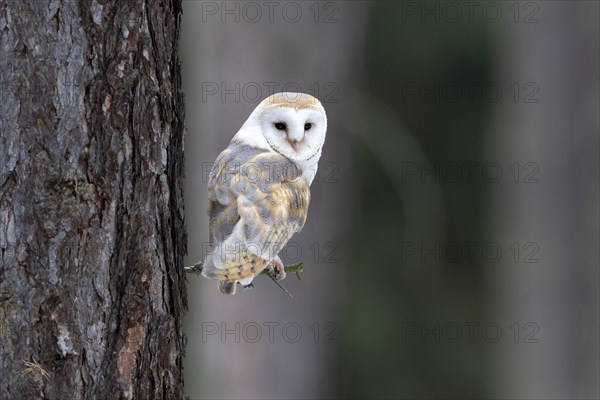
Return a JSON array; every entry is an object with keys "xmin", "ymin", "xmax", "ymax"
[
  {"xmin": 272, "ymin": 259, "xmax": 286, "ymax": 281},
  {"xmin": 242, "ymin": 282, "xmax": 254, "ymax": 290}
]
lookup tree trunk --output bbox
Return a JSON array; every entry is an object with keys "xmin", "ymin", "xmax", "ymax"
[{"xmin": 0, "ymin": 1, "xmax": 187, "ymax": 398}]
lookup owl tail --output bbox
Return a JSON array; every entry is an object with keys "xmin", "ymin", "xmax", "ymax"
[{"xmin": 202, "ymin": 255, "xmax": 270, "ymax": 295}]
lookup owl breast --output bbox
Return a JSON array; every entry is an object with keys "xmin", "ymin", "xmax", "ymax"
[{"xmin": 203, "ymin": 142, "xmax": 311, "ymax": 289}]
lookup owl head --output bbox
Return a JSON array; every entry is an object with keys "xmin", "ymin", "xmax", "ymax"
[{"xmin": 237, "ymin": 92, "xmax": 328, "ymax": 163}]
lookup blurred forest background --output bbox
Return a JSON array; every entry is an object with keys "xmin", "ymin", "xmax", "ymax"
[{"xmin": 181, "ymin": 1, "xmax": 599, "ymax": 399}]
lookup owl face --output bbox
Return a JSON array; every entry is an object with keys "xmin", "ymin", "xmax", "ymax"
[
  {"xmin": 238, "ymin": 92, "xmax": 327, "ymax": 163},
  {"xmin": 259, "ymin": 104, "xmax": 327, "ymax": 161}
]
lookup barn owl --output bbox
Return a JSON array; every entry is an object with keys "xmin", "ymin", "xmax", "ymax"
[{"xmin": 202, "ymin": 92, "xmax": 327, "ymax": 294}]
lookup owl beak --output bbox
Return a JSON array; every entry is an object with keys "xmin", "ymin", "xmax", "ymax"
[{"xmin": 288, "ymin": 138, "xmax": 300, "ymax": 150}]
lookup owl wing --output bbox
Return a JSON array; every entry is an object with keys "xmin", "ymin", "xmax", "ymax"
[{"xmin": 203, "ymin": 145, "xmax": 310, "ymax": 288}]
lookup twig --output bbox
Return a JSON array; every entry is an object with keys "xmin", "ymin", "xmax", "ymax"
[
  {"xmin": 185, "ymin": 261, "xmax": 304, "ymax": 296},
  {"xmin": 265, "ymin": 272, "xmax": 294, "ymax": 298}
]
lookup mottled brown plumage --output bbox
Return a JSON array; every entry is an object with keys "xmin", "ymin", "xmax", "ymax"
[{"xmin": 201, "ymin": 93, "xmax": 327, "ymax": 294}]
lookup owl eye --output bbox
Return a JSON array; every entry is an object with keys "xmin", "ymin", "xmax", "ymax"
[
  {"xmin": 274, "ymin": 122, "xmax": 286, "ymax": 131},
  {"xmin": 304, "ymin": 123, "xmax": 312, "ymax": 131}
]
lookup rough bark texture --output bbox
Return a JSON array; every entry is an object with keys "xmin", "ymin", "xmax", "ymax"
[{"xmin": 0, "ymin": 1, "xmax": 187, "ymax": 398}]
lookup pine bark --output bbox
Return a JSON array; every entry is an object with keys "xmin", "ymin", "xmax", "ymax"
[{"xmin": 0, "ymin": 1, "xmax": 187, "ymax": 398}]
